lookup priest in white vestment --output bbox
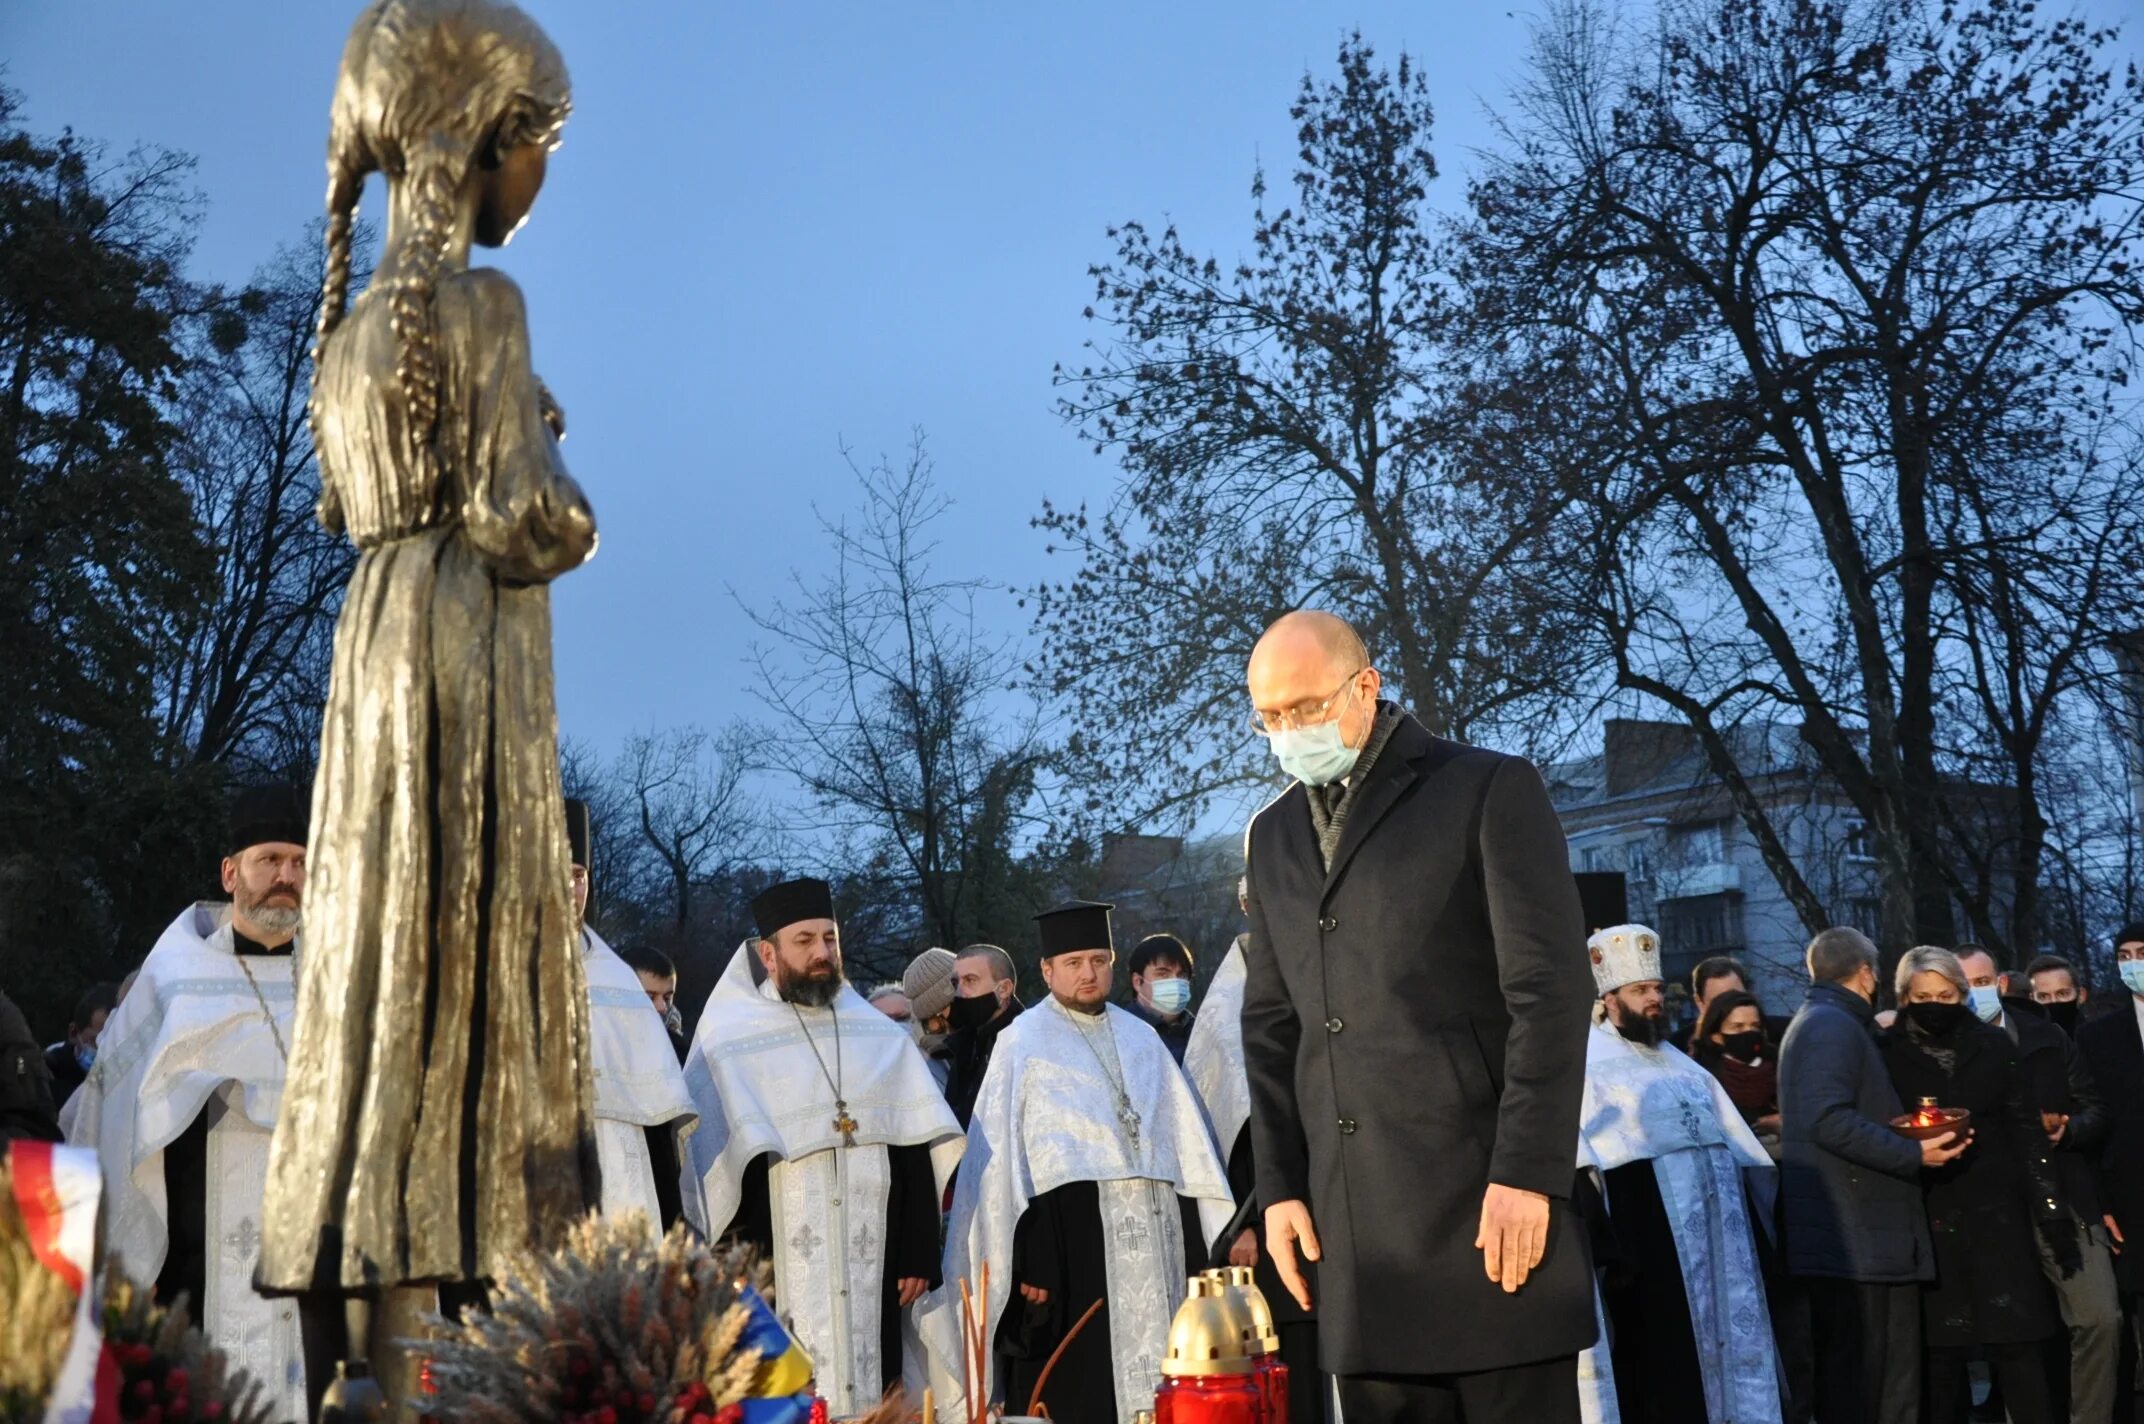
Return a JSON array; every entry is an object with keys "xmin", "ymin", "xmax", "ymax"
[
  {"xmin": 566, "ymin": 799, "xmax": 700, "ymax": 1234},
  {"xmin": 925, "ymin": 899, "xmax": 1234, "ymax": 1424},
  {"xmin": 1576, "ymin": 923, "xmax": 1779, "ymax": 1424},
  {"xmin": 685, "ymin": 878, "xmax": 963, "ymax": 1415},
  {"xmin": 62, "ymin": 785, "xmax": 312, "ymax": 1424}
]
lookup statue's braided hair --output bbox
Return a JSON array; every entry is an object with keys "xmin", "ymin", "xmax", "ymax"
[{"xmin": 312, "ymin": 0, "xmax": 569, "ymax": 488}]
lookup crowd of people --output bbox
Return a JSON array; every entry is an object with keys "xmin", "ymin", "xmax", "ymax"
[{"xmin": 7, "ymin": 607, "xmax": 2144, "ymax": 1424}]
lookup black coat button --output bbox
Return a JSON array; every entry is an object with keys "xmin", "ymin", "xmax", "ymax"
[
  {"xmin": 1318, "ymin": 915, "xmax": 1338, "ymax": 932},
  {"xmin": 1326, "ymin": 1018, "xmax": 1344, "ymax": 1033},
  {"xmin": 1338, "ymin": 1118, "xmax": 1357, "ymax": 1134}
]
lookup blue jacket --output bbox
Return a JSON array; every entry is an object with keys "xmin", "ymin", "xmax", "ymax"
[{"xmin": 1777, "ymin": 981, "xmax": 1932, "ymax": 1282}]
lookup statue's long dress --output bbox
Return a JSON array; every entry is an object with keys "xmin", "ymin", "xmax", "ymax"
[{"xmin": 257, "ymin": 268, "xmax": 601, "ymax": 1292}]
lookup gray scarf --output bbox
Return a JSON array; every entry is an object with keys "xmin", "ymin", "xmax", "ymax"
[{"xmin": 1304, "ymin": 701, "xmax": 1404, "ymax": 870}]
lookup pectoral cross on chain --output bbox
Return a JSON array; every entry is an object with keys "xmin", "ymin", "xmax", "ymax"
[
  {"xmin": 1117, "ymin": 1095, "xmax": 1142, "ymax": 1147},
  {"xmin": 833, "ymin": 1100, "xmax": 859, "ymax": 1147}
]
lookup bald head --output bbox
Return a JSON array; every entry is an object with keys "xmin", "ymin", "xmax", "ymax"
[
  {"xmin": 1252, "ymin": 610, "xmax": 1370, "ymax": 681},
  {"xmin": 1246, "ymin": 610, "xmax": 1382, "ymax": 751}
]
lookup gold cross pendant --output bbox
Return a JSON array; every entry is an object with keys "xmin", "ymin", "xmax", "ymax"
[{"xmin": 833, "ymin": 1101, "xmax": 859, "ymax": 1147}]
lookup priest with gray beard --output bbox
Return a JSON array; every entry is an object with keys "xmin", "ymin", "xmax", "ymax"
[
  {"xmin": 63, "ymin": 785, "xmax": 313, "ymax": 1424},
  {"xmin": 684, "ymin": 878, "xmax": 963, "ymax": 1413}
]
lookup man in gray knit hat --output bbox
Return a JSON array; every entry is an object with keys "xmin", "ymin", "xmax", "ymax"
[{"xmin": 903, "ymin": 946, "xmax": 959, "ymax": 1091}]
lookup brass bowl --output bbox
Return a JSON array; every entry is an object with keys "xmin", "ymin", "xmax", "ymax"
[{"xmin": 1889, "ymin": 1106, "xmax": 1971, "ymax": 1141}]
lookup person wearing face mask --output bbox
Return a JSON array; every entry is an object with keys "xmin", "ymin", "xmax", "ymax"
[
  {"xmin": 1574, "ymin": 924, "xmax": 1780, "ymax": 1424},
  {"xmin": 942, "ymin": 942, "xmax": 1024, "ymax": 1128},
  {"xmin": 901, "ymin": 947, "xmax": 959, "ymax": 1092},
  {"xmin": 1127, "ymin": 933, "xmax": 1198, "ymax": 1064},
  {"xmin": 620, "ymin": 945, "xmax": 690, "ymax": 1062},
  {"xmin": 1690, "ymin": 989, "xmax": 1781, "ymax": 1147},
  {"xmin": 60, "ymin": 783, "xmax": 313, "ymax": 1423},
  {"xmin": 1956, "ymin": 945, "xmax": 2116, "ymax": 1424},
  {"xmin": 1239, "ymin": 610, "xmax": 1597, "ymax": 1422},
  {"xmin": 2027, "ymin": 954, "xmax": 2092, "ymax": 1035},
  {"xmin": 1880, "ymin": 946, "xmax": 2069, "ymax": 1424},
  {"xmin": 2071, "ymin": 923, "xmax": 2144, "ymax": 1412},
  {"xmin": 42, "ymin": 981, "xmax": 117, "ymax": 1108},
  {"xmin": 1775, "ymin": 927, "xmax": 1953, "ymax": 1424}
]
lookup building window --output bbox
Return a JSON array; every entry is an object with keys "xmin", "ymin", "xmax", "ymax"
[
  {"xmin": 1843, "ymin": 821, "xmax": 1875, "ymax": 863},
  {"xmin": 1670, "ymin": 820, "xmax": 1724, "ymax": 863},
  {"xmin": 1582, "ymin": 845, "xmax": 1610, "ymax": 872},
  {"xmin": 1627, "ymin": 845, "xmax": 1653, "ymax": 883}
]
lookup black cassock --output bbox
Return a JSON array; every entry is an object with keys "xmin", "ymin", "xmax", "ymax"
[
  {"xmin": 156, "ymin": 933, "xmax": 283, "ymax": 1314},
  {"xmin": 726, "ymin": 1144, "xmax": 943, "ymax": 1397},
  {"xmin": 995, "ymin": 1180, "xmax": 1205, "ymax": 1424},
  {"xmin": 1582, "ymin": 1159, "xmax": 1706, "ymax": 1424}
]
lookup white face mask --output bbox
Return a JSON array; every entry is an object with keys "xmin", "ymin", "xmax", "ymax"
[{"xmin": 1149, "ymin": 978, "xmax": 1193, "ymax": 1015}]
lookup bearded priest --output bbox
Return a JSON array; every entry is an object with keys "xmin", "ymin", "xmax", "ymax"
[
  {"xmin": 684, "ymin": 877, "xmax": 963, "ymax": 1414},
  {"xmin": 1578, "ymin": 923, "xmax": 1779, "ymax": 1424},
  {"xmin": 927, "ymin": 900, "xmax": 1234, "ymax": 1424},
  {"xmin": 62, "ymin": 784, "xmax": 312, "ymax": 1423}
]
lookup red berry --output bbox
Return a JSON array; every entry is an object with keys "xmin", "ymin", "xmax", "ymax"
[
  {"xmin": 201, "ymin": 1403, "xmax": 224, "ymax": 1420},
  {"xmin": 164, "ymin": 1370, "xmax": 190, "ymax": 1398},
  {"xmin": 637, "ymin": 1393, "xmax": 658, "ymax": 1416},
  {"xmin": 596, "ymin": 1407, "xmax": 618, "ymax": 1424}
]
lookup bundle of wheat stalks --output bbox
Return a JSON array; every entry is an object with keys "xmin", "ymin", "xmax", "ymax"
[
  {"xmin": 421, "ymin": 1214, "xmax": 909, "ymax": 1424},
  {"xmin": 0, "ymin": 1151, "xmax": 282, "ymax": 1424}
]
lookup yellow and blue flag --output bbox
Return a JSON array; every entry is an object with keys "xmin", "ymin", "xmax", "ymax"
[{"xmin": 736, "ymin": 1283, "xmax": 816, "ymax": 1412}]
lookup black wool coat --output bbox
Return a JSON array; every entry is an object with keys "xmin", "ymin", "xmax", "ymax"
[
  {"xmin": 1879, "ymin": 1018, "xmax": 2063, "ymax": 1348},
  {"xmin": 1242, "ymin": 714, "xmax": 1597, "ymax": 1377},
  {"xmin": 2076, "ymin": 1004, "xmax": 2144, "ymax": 1291}
]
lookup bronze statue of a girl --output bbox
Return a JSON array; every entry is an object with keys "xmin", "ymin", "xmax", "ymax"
[{"xmin": 258, "ymin": 0, "xmax": 601, "ymax": 1363}]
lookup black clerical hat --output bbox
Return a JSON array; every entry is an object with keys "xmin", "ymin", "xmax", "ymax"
[
  {"xmin": 1035, "ymin": 900, "xmax": 1114, "ymax": 959},
  {"xmin": 1574, "ymin": 871, "xmax": 1628, "ymax": 935},
  {"xmin": 228, "ymin": 783, "xmax": 308, "ymax": 857},
  {"xmin": 752, "ymin": 877, "xmax": 835, "ymax": 939},
  {"xmin": 564, "ymin": 798, "xmax": 592, "ymax": 868}
]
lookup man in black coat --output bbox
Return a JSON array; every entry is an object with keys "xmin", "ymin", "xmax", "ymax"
[
  {"xmin": 1240, "ymin": 611, "xmax": 1596, "ymax": 1423},
  {"xmin": 942, "ymin": 942, "xmax": 1024, "ymax": 1128},
  {"xmin": 1777, "ymin": 927, "xmax": 1962, "ymax": 1424},
  {"xmin": 0, "ymin": 988, "xmax": 60, "ymax": 1143},
  {"xmin": 1960, "ymin": 945, "xmax": 2118, "ymax": 1424},
  {"xmin": 2072, "ymin": 922, "xmax": 2144, "ymax": 1413}
]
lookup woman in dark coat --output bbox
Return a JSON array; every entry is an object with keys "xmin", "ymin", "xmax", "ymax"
[{"xmin": 1883, "ymin": 947, "xmax": 2071, "ymax": 1424}]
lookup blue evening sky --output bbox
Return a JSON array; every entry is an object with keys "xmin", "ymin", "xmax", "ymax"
[{"xmin": 8, "ymin": 2, "xmax": 2135, "ymax": 766}]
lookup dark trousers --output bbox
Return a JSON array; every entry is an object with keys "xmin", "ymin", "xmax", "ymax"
[
  {"xmin": 1336, "ymin": 1354, "xmax": 1580, "ymax": 1424},
  {"xmin": 1799, "ymin": 1277, "xmax": 1921, "ymax": 1424},
  {"xmin": 1924, "ymin": 1342, "xmax": 2057, "ymax": 1424}
]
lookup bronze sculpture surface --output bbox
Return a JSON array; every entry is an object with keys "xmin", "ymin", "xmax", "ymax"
[{"xmin": 258, "ymin": 0, "xmax": 600, "ymax": 1305}]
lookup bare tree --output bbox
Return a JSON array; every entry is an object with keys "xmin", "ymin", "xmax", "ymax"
[
  {"xmin": 618, "ymin": 725, "xmax": 753, "ymax": 932},
  {"xmin": 156, "ymin": 227, "xmax": 364, "ymax": 777},
  {"xmin": 1467, "ymin": 0, "xmax": 2144, "ymax": 953},
  {"xmin": 1036, "ymin": 35, "xmax": 1587, "ymax": 831},
  {"xmin": 741, "ymin": 431, "xmax": 1053, "ymax": 952}
]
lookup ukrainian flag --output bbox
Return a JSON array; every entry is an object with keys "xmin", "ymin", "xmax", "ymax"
[{"xmin": 736, "ymin": 1283, "xmax": 816, "ymax": 1418}]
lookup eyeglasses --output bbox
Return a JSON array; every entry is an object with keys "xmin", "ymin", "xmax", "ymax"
[{"xmin": 1249, "ymin": 669, "xmax": 1368, "ymax": 736}]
